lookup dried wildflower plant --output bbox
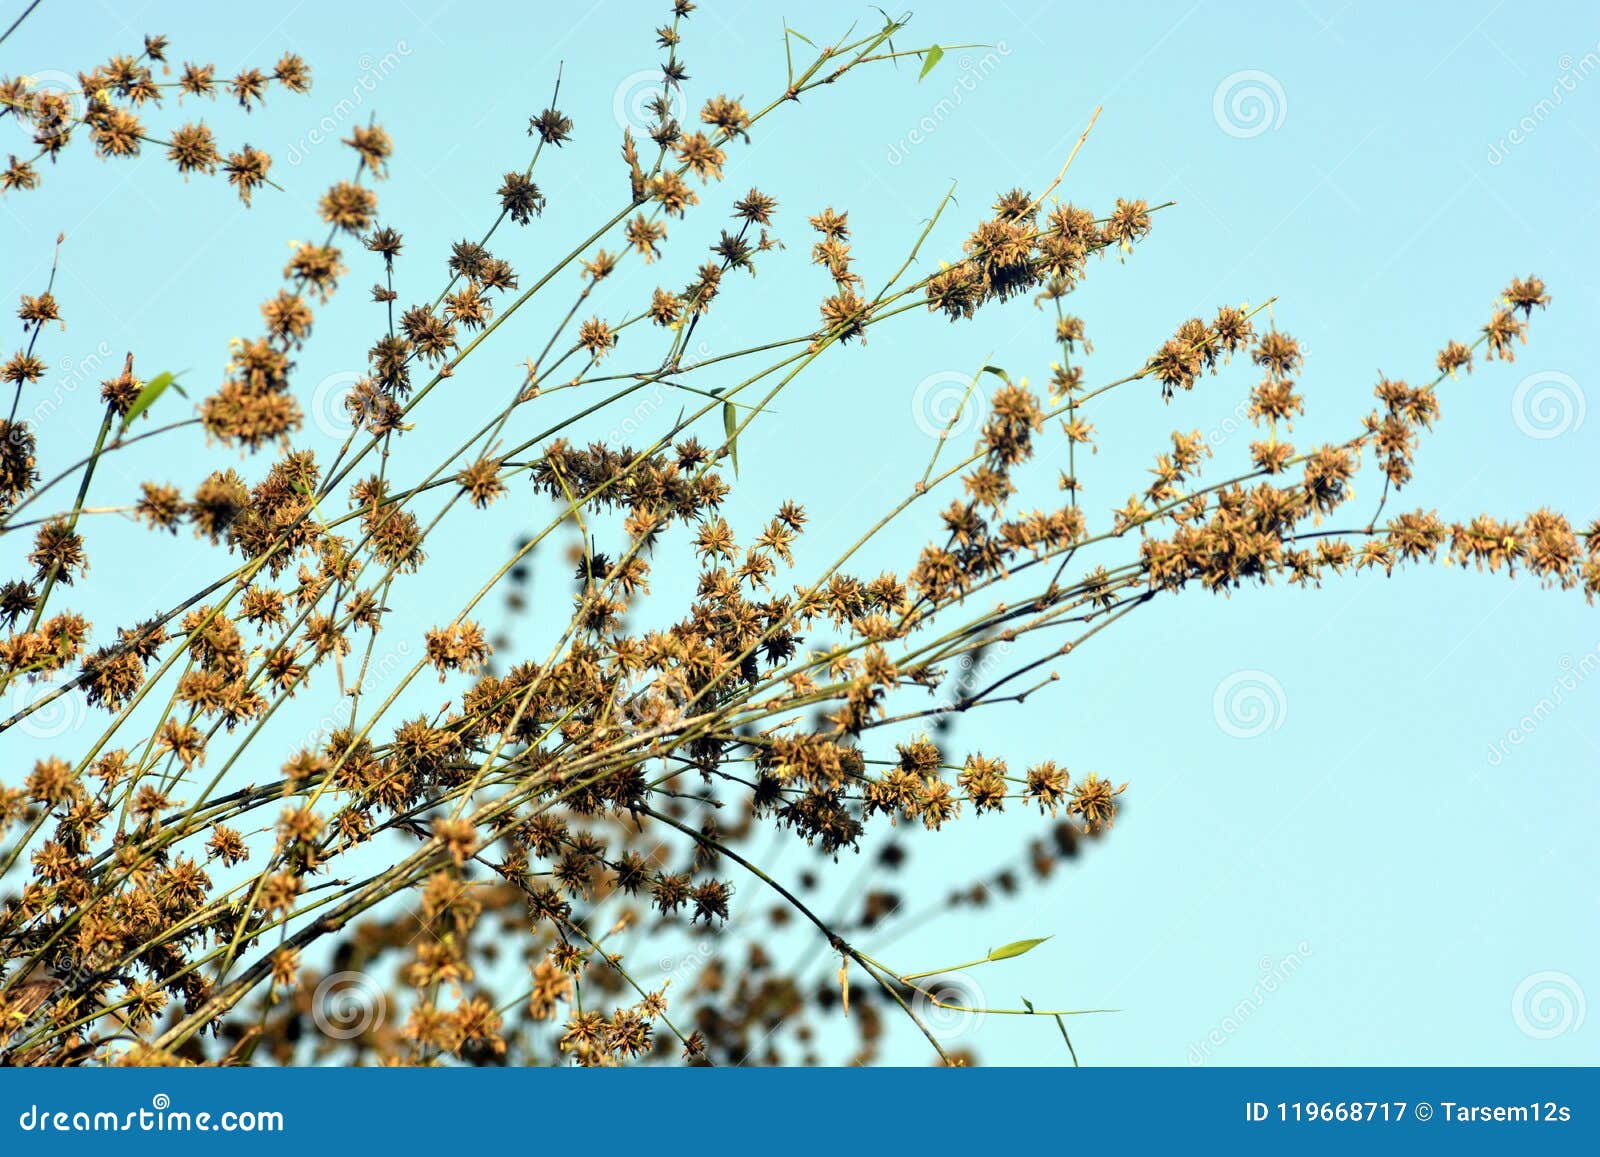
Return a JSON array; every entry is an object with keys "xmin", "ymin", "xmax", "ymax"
[
  {"xmin": 0, "ymin": 34, "xmax": 310, "ymax": 200},
  {"xmin": 0, "ymin": 7, "xmax": 1586, "ymax": 1068}
]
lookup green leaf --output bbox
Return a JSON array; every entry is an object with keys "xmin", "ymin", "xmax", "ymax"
[
  {"xmin": 121, "ymin": 370, "xmax": 180, "ymax": 429},
  {"xmin": 722, "ymin": 401, "xmax": 739, "ymax": 478},
  {"xmin": 981, "ymin": 364, "xmax": 1011, "ymax": 384},
  {"xmin": 1023, "ymin": 996, "xmax": 1080, "ymax": 1066},
  {"xmin": 919, "ymin": 44, "xmax": 944, "ymax": 81},
  {"xmin": 988, "ymin": 936, "xmax": 1050, "ymax": 962},
  {"xmin": 870, "ymin": 7, "xmax": 905, "ymax": 54},
  {"xmin": 786, "ymin": 26, "xmax": 814, "ymax": 46}
]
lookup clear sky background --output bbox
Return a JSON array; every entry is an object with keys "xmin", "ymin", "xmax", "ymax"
[{"xmin": 3, "ymin": 0, "xmax": 1597, "ymax": 1065}]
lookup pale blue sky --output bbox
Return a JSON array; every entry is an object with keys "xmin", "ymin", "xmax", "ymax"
[{"xmin": 3, "ymin": 0, "xmax": 1597, "ymax": 1065}]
